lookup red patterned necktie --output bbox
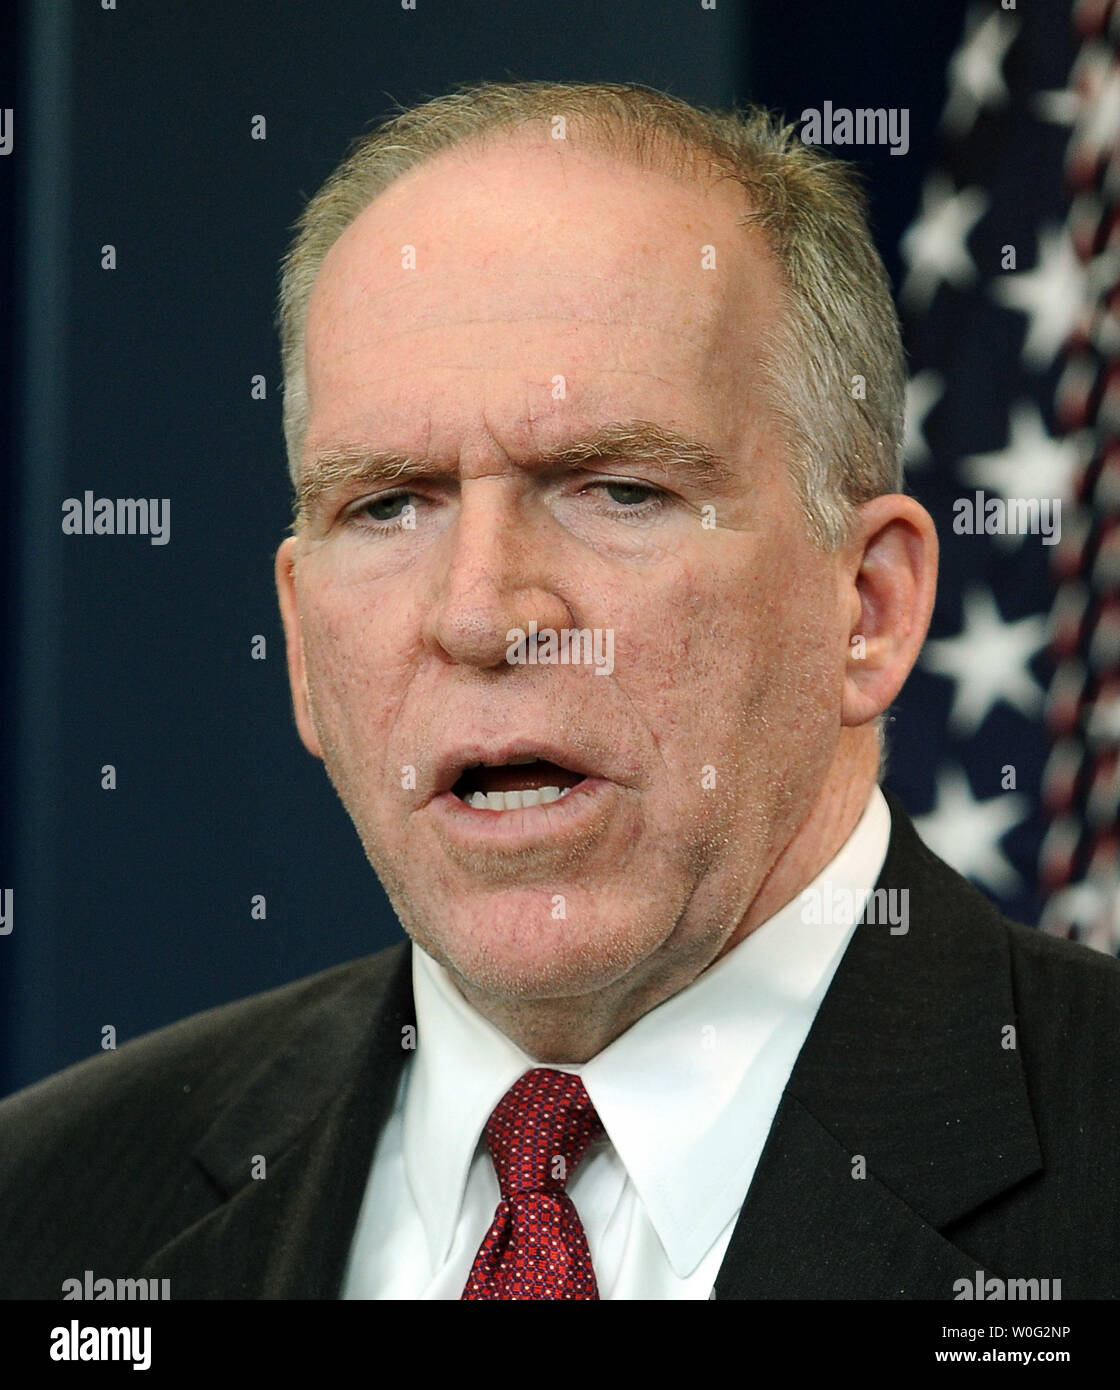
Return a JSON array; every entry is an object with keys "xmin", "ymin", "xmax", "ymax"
[{"xmin": 461, "ymin": 1068, "xmax": 604, "ymax": 1300}]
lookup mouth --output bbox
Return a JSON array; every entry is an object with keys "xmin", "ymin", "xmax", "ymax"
[
  {"xmin": 430, "ymin": 742, "xmax": 604, "ymax": 811},
  {"xmin": 427, "ymin": 743, "xmax": 621, "ymax": 853},
  {"xmin": 450, "ymin": 758, "xmax": 588, "ymax": 812}
]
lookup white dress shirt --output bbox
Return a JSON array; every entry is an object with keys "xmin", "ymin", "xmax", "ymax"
[{"xmin": 342, "ymin": 784, "xmax": 891, "ymax": 1299}]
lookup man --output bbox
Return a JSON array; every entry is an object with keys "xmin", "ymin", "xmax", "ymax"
[{"xmin": 2, "ymin": 80, "xmax": 1118, "ymax": 1300}]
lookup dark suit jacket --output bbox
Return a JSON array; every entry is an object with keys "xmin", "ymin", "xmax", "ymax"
[{"xmin": 2, "ymin": 789, "xmax": 1119, "ymax": 1299}]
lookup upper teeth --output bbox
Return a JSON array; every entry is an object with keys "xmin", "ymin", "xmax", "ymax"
[{"xmin": 466, "ymin": 786, "xmax": 574, "ymax": 811}]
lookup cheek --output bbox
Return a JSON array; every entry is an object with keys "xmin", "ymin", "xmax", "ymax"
[
  {"xmin": 297, "ymin": 576, "xmax": 410, "ymax": 755},
  {"xmin": 631, "ymin": 547, "xmax": 841, "ymax": 779}
]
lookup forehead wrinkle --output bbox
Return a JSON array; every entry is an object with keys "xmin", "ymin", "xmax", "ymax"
[
  {"xmin": 296, "ymin": 419, "xmax": 741, "ymax": 521},
  {"xmin": 315, "ymin": 314, "xmax": 716, "ymax": 355},
  {"xmin": 308, "ymin": 253, "xmax": 753, "ymax": 356},
  {"xmin": 313, "ymin": 266, "xmax": 705, "ymax": 309},
  {"xmin": 309, "ymin": 233, "xmax": 755, "ymax": 354},
  {"xmin": 311, "ymin": 367, "xmax": 692, "ymax": 397}
]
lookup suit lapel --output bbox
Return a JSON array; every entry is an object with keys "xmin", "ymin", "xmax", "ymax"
[
  {"xmin": 715, "ymin": 790, "xmax": 1043, "ymax": 1298},
  {"xmin": 139, "ymin": 943, "xmax": 415, "ymax": 1298},
  {"xmin": 712, "ymin": 1095, "xmax": 984, "ymax": 1297}
]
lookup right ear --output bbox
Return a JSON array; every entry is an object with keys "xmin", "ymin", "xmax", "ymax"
[{"xmin": 275, "ymin": 536, "xmax": 324, "ymax": 759}]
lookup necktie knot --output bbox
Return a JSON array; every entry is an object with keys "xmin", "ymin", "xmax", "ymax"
[
  {"xmin": 484, "ymin": 1068, "xmax": 604, "ymax": 1200},
  {"xmin": 462, "ymin": 1068, "xmax": 604, "ymax": 1299}
]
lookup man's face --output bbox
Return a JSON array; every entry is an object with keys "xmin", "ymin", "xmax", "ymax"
[{"xmin": 279, "ymin": 136, "xmax": 852, "ymax": 1020}]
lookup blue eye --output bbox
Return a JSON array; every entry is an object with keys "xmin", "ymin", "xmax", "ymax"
[
  {"xmin": 602, "ymin": 482, "xmax": 658, "ymax": 506},
  {"xmin": 361, "ymin": 492, "xmax": 414, "ymax": 522},
  {"xmin": 585, "ymin": 480, "xmax": 667, "ymax": 517}
]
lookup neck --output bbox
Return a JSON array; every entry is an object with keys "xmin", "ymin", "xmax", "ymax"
[{"xmin": 716, "ymin": 732, "xmax": 881, "ymax": 958}]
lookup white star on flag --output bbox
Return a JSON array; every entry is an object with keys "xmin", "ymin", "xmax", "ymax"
[
  {"xmin": 941, "ymin": 5, "xmax": 1021, "ymax": 138},
  {"xmin": 913, "ymin": 765, "xmax": 1029, "ymax": 897},
  {"xmin": 1037, "ymin": 44, "xmax": 1120, "ymax": 164},
  {"xmin": 959, "ymin": 399, "xmax": 1081, "ymax": 549},
  {"xmin": 921, "ymin": 587, "xmax": 1049, "ymax": 736},
  {"xmin": 1074, "ymin": 58, "xmax": 1120, "ymax": 164},
  {"xmin": 900, "ymin": 175, "xmax": 989, "ymax": 314},
  {"xmin": 903, "ymin": 368, "xmax": 945, "ymax": 471},
  {"xmin": 1039, "ymin": 881, "xmax": 1119, "ymax": 954},
  {"xmin": 990, "ymin": 223, "xmax": 1087, "ymax": 370},
  {"xmin": 1033, "ymin": 86, "xmax": 1082, "ymax": 128}
]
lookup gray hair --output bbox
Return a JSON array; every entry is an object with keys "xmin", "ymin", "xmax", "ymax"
[{"xmin": 277, "ymin": 79, "xmax": 905, "ymax": 550}]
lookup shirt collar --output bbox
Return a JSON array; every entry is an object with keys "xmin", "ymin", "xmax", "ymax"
[{"xmin": 404, "ymin": 784, "xmax": 892, "ymax": 1275}]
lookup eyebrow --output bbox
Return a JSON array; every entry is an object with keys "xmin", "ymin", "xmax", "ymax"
[{"xmin": 296, "ymin": 419, "xmax": 738, "ymax": 523}]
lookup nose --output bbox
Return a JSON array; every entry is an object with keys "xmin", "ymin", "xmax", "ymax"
[{"xmin": 422, "ymin": 477, "xmax": 574, "ymax": 669}]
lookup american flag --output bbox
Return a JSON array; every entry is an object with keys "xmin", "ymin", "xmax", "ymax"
[{"xmin": 885, "ymin": 0, "xmax": 1120, "ymax": 953}]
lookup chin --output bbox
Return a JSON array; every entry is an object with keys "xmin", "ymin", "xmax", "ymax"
[{"xmin": 403, "ymin": 887, "xmax": 663, "ymax": 1002}]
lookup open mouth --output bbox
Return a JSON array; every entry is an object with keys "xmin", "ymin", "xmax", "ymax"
[{"xmin": 451, "ymin": 758, "xmax": 587, "ymax": 811}]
